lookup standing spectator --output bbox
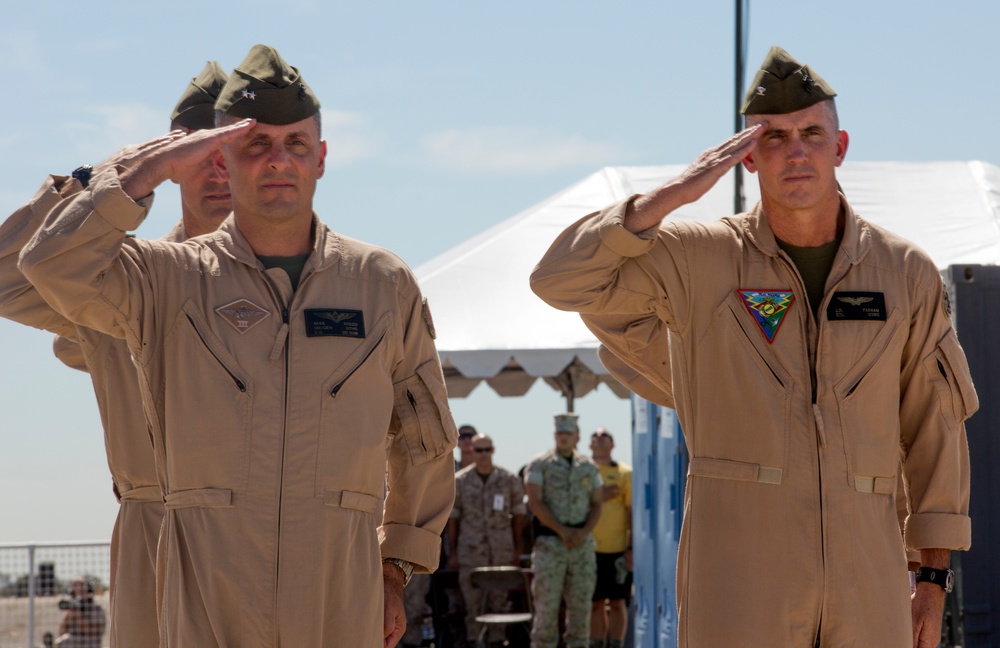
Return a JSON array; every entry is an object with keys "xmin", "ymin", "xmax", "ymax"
[
  {"xmin": 525, "ymin": 414, "xmax": 603, "ymax": 648},
  {"xmin": 448, "ymin": 433, "xmax": 527, "ymax": 645},
  {"xmin": 55, "ymin": 579, "xmax": 106, "ymax": 648},
  {"xmin": 456, "ymin": 424, "xmax": 477, "ymax": 471},
  {"xmin": 588, "ymin": 428, "xmax": 631, "ymax": 648}
]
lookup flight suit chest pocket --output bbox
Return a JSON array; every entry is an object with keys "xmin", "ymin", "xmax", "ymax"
[
  {"xmin": 835, "ymin": 309, "xmax": 906, "ymax": 482},
  {"xmin": 163, "ymin": 302, "xmax": 254, "ymax": 492},
  {"xmin": 393, "ymin": 360, "xmax": 459, "ymax": 466},
  {"xmin": 315, "ymin": 313, "xmax": 394, "ymax": 490},
  {"xmin": 694, "ymin": 293, "xmax": 793, "ymax": 467}
]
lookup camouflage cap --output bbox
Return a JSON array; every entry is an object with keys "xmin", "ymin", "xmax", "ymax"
[
  {"xmin": 170, "ymin": 61, "xmax": 228, "ymax": 131},
  {"xmin": 215, "ymin": 44, "xmax": 320, "ymax": 125},
  {"xmin": 554, "ymin": 413, "xmax": 580, "ymax": 433},
  {"xmin": 741, "ymin": 46, "xmax": 836, "ymax": 115}
]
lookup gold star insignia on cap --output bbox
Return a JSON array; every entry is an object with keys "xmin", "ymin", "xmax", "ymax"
[
  {"xmin": 756, "ymin": 86, "xmax": 766, "ymax": 96},
  {"xmin": 241, "ymin": 89, "xmax": 256, "ymax": 101}
]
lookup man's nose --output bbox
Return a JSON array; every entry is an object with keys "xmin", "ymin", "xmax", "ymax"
[
  {"xmin": 786, "ymin": 135, "xmax": 807, "ymax": 164},
  {"xmin": 267, "ymin": 142, "xmax": 291, "ymax": 168}
]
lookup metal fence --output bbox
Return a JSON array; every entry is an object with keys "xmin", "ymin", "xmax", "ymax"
[{"xmin": 0, "ymin": 542, "xmax": 111, "ymax": 648}]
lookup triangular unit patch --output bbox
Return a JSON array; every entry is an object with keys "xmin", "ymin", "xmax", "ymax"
[{"xmin": 737, "ymin": 290, "xmax": 794, "ymax": 344}]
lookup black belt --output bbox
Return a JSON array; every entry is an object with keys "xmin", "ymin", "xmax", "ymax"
[{"xmin": 533, "ymin": 518, "xmax": 586, "ymax": 537}]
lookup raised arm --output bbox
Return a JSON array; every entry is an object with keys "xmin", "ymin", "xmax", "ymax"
[
  {"xmin": 529, "ymin": 124, "xmax": 764, "ymax": 317},
  {"xmin": 18, "ymin": 123, "xmax": 253, "ymax": 339},
  {"xmin": 0, "ymin": 175, "xmax": 84, "ymax": 338}
]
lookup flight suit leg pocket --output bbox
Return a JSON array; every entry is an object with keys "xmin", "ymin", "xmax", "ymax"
[{"xmin": 393, "ymin": 360, "xmax": 458, "ymax": 465}]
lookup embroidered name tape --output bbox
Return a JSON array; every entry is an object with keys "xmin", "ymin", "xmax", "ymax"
[
  {"xmin": 304, "ymin": 309, "xmax": 366, "ymax": 338},
  {"xmin": 827, "ymin": 292, "xmax": 886, "ymax": 321}
]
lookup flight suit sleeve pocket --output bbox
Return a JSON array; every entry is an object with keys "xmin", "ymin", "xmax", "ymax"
[
  {"xmin": 924, "ymin": 330, "xmax": 979, "ymax": 425},
  {"xmin": 393, "ymin": 360, "xmax": 459, "ymax": 465},
  {"xmin": 688, "ymin": 457, "xmax": 782, "ymax": 485}
]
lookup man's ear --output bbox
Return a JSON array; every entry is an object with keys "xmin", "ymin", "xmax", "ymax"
[
  {"xmin": 834, "ymin": 130, "xmax": 849, "ymax": 167},
  {"xmin": 214, "ymin": 150, "xmax": 230, "ymax": 181},
  {"xmin": 742, "ymin": 152, "xmax": 757, "ymax": 174},
  {"xmin": 317, "ymin": 140, "xmax": 327, "ymax": 179}
]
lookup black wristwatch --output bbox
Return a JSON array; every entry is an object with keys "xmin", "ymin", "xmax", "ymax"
[
  {"xmin": 915, "ymin": 567, "xmax": 954, "ymax": 593},
  {"xmin": 71, "ymin": 164, "xmax": 94, "ymax": 188}
]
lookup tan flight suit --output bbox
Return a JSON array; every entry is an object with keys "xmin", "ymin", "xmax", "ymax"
[
  {"xmin": 0, "ymin": 175, "xmax": 163, "ymax": 647},
  {"xmin": 530, "ymin": 196, "xmax": 977, "ymax": 647},
  {"xmin": 20, "ymin": 167, "xmax": 458, "ymax": 647}
]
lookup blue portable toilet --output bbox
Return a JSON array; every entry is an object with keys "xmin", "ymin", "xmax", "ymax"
[{"xmin": 631, "ymin": 396, "xmax": 686, "ymax": 648}]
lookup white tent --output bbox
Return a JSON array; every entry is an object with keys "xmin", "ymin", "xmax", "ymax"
[{"xmin": 415, "ymin": 161, "xmax": 1000, "ymax": 403}]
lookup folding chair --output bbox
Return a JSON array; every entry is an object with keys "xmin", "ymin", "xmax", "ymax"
[{"xmin": 469, "ymin": 565, "xmax": 533, "ymax": 647}]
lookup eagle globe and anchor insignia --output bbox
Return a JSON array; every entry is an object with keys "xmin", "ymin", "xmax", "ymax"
[{"xmin": 738, "ymin": 290, "xmax": 794, "ymax": 343}]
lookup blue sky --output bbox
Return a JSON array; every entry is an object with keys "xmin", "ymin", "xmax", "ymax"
[{"xmin": 2, "ymin": 0, "xmax": 999, "ymax": 541}]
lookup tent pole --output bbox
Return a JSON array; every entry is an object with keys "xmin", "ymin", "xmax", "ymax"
[{"xmin": 734, "ymin": 0, "xmax": 746, "ymax": 215}]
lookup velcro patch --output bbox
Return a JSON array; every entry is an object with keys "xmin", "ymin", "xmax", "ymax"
[
  {"xmin": 827, "ymin": 292, "xmax": 886, "ymax": 321},
  {"xmin": 215, "ymin": 299, "xmax": 271, "ymax": 334},
  {"xmin": 304, "ymin": 309, "xmax": 366, "ymax": 338},
  {"xmin": 738, "ymin": 290, "xmax": 794, "ymax": 343}
]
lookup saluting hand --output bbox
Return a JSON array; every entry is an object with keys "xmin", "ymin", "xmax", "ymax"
[
  {"xmin": 110, "ymin": 119, "xmax": 256, "ymax": 202},
  {"xmin": 625, "ymin": 123, "xmax": 767, "ymax": 233}
]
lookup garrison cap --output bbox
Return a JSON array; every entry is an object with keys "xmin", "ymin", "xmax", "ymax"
[
  {"xmin": 215, "ymin": 44, "xmax": 320, "ymax": 125},
  {"xmin": 741, "ymin": 46, "xmax": 836, "ymax": 115},
  {"xmin": 170, "ymin": 61, "xmax": 228, "ymax": 131},
  {"xmin": 554, "ymin": 413, "xmax": 580, "ymax": 433}
]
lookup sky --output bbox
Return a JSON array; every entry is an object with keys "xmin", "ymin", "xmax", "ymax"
[{"xmin": 2, "ymin": 0, "xmax": 999, "ymax": 542}]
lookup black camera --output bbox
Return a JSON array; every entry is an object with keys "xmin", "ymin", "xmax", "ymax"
[{"xmin": 58, "ymin": 596, "xmax": 84, "ymax": 611}]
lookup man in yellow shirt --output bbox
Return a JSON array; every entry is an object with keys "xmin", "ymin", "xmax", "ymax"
[{"xmin": 589, "ymin": 428, "xmax": 631, "ymax": 648}]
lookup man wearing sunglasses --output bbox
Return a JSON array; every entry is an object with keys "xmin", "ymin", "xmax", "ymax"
[{"xmin": 448, "ymin": 433, "xmax": 527, "ymax": 645}]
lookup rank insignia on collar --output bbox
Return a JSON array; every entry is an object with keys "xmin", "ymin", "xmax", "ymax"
[
  {"xmin": 216, "ymin": 299, "xmax": 270, "ymax": 334},
  {"xmin": 738, "ymin": 290, "xmax": 795, "ymax": 344}
]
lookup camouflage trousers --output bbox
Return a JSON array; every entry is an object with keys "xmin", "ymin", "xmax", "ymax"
[{"xmin": 530, "ymin": 535, "xmax": 597, "ymax": 648}]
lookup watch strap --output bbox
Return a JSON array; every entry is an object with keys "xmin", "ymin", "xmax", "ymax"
[
  {"xmin": 915, "ymin": 566, "xmax": 954, "ymax": 593},
  {"xmin": 71, "ymin": 165, "xmax": 94, "ymax": 189},
  {"xmin": 382, "ymin": 557, "xmax": 414, "ymax": 587}
]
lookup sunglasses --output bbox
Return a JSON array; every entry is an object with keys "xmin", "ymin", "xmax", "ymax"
[
  {"xmin": 458, "ymin": 433, "xmax": 475, "ymax": 440},
  {"xmin": 474, "ymin": 447, "xmax": 494, "ymax": 453}
]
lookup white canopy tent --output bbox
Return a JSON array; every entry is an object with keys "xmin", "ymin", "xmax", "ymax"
[{"xmin": 415, "ymin": 161, "xmax": 1000, "ymax": 406}]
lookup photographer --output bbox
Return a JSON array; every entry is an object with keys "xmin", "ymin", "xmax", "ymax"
[{"xmin": 55, "ymin": 578, "xmax": 106, "ymax": 648}]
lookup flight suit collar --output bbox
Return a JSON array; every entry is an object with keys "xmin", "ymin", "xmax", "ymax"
[
  {"xmin": 210, "ymin": 214, "xmax": 341, "ymax": 273},
  {"xmin": 741, "ymin": 193, "xmax": 871, "ymax": 269}
]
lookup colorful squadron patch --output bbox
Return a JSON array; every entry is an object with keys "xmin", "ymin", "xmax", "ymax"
[{"xmin": 738, "ymin": 290, "xmax": 794, "ymax": 344}]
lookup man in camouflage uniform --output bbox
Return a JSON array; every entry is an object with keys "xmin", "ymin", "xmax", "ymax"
[
  {"xmin": 525, "ymin": 414, "xmax": 603, "ymax": 648},
  {"xmin": 448, "ymin": 433, "xmax": 527, "ymax": 645}
]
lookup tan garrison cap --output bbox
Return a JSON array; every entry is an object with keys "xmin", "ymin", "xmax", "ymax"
[
  {"xmin": 215, "ymin": 44, "xmax": 320, "ymax": 125},
  {"xmin": 741, "ymin": 46, "xmax": 836, "ymax": 115},
  {"xmin": 554, "ymin": 413, "xmax": 580, "ymax": 433},
  {"xmin": 170, "ymin": 61, "xmax": 228, "ymax": 131}
]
